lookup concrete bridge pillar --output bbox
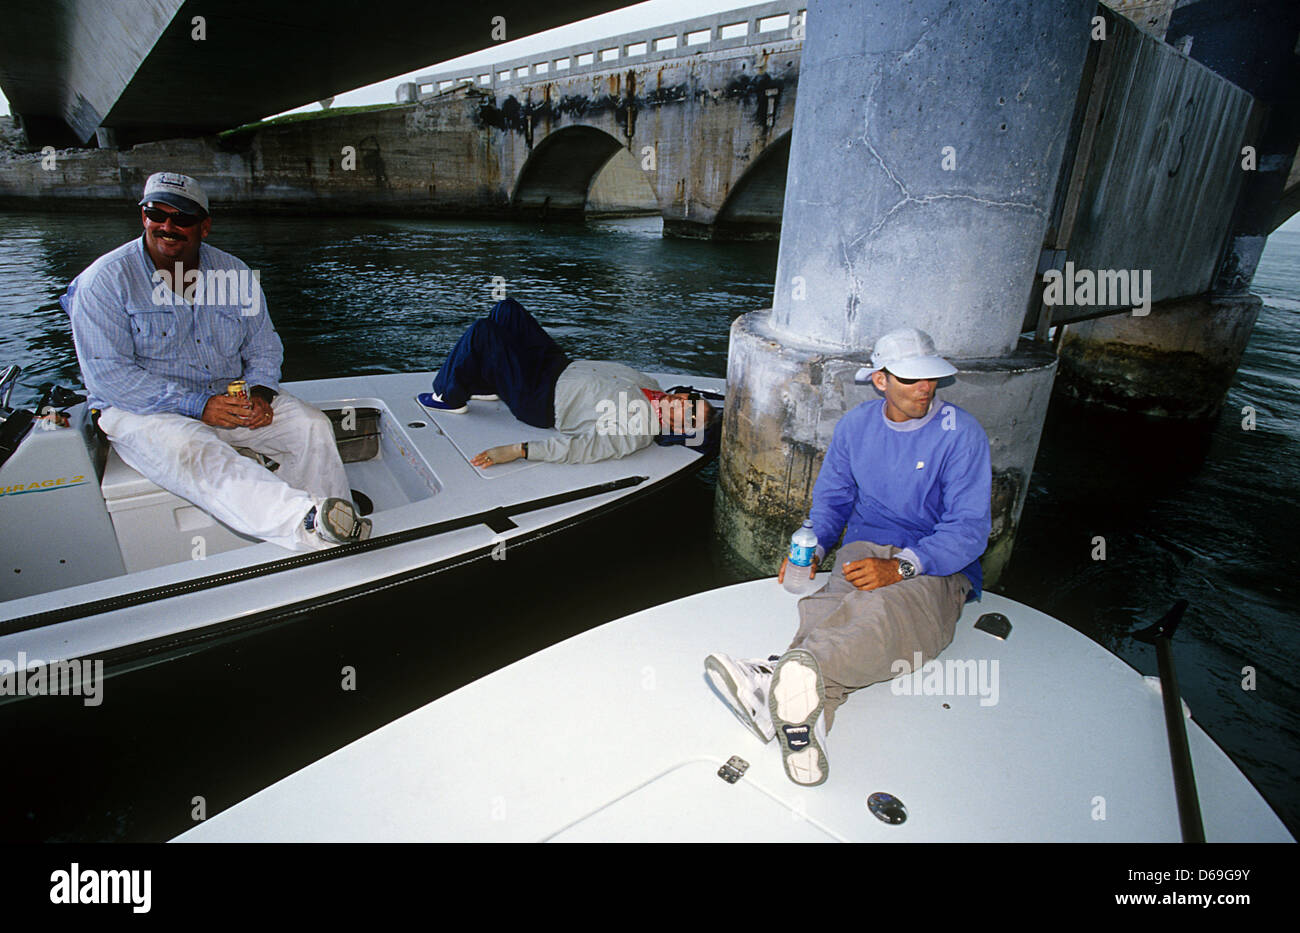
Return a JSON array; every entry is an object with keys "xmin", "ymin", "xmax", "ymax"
[
  {"xmin": 1057, "ymin": 2, "xmax": 1299, "ymax": 421},
  {"xmin": 716, "ymin": 0, "xmax": 1096, "ymax": 583},
  {"xmin": 1055, "ymin": 294, "xmax": 1260, "ymax": 419}
]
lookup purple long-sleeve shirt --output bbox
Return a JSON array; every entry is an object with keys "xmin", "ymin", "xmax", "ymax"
[{"xmin": 808, "ymin": 397, "xmax": 992, "ymax": 596}]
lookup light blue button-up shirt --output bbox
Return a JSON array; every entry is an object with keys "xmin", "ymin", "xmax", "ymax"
[{"xmin": 63, "ymin": 236, "xmax": 283, "ymax": 417}]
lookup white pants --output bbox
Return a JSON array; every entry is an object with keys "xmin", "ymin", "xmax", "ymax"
[{"xmin": 98, "ymin": 394, "xmax": 352, "ymax": 551}]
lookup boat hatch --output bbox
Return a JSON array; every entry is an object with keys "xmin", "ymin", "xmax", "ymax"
[
  {"xmin": 545, "ymin": 760, "xmax": 842, "ymax": 842},
  {"xmin": 416, "ymin": 396, "xmax": 555, "ymax": 479}
]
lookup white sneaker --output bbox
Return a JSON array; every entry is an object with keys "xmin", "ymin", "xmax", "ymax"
[
  {"xmin": 309, "ymin": 497, "xmax": 373, "ymax": 545},
  {"xmin": 705, "ymin": 653, "xmax": 776, "ymax": 743},
  {"xmin": 470, "ymin": 393, "xmax": 500, "ymax": 401},
  {"xmin": 769, "ymin": 649, "xmax": 829, "ymax": 786}
]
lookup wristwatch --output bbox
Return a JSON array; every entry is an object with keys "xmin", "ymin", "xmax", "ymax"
[{"xmin": 897, "ymin": 557, "xmax": 917, "ymax": 579}]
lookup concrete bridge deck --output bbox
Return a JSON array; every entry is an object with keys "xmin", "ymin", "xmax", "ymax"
[{"xmin": 0, "ymin": 0, "xmax": 636, "ymax": 147}]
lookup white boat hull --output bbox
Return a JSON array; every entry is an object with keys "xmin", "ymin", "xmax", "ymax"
[
  {"xmin": 0, "ymin": 371, "xmax": 720, "ymax": 676},
  {"xmin": 174, "ymin": 580, "xmax": 1293, "ymax": 842}
]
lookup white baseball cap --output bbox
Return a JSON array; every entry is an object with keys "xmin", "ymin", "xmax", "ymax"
[
  {"xmin": 138, "ymin": 172, "xmax": 209, "ymax": 215},
  {"xmin": 854, "ymin": 328, "xmax": 957, "ymax": 383}
]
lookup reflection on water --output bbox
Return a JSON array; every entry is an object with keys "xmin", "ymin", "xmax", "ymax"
[{"xmin": 0, "ymin": 211, "xmax": 1295, "ymax": 840}]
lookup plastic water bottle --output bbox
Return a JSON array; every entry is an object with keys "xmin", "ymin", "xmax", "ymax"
[{"xmin": 783, "ymin": 520, "xmax": 819, "ymax": 595}]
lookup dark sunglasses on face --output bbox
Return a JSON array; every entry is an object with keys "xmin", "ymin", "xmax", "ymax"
[
  {"xmin": 884, "ymin": 370, "xmax": 926, "ymax": 385},
  {"xmin": 142, "ymin": 206, "xmax": 202, "ymax": 227}
]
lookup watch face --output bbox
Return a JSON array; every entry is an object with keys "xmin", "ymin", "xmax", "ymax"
[{"xmin": 898, "ymin": 558, "xmax": 916, "ymax": 578}]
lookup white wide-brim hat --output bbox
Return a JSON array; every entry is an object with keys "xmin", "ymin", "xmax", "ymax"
[{"xmin": 854, "ymin": 327, "xmax": 957, "ymax": 383}]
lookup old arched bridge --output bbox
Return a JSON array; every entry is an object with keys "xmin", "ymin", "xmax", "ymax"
[{"xmin": 0, "ymin": 2, "xmax": 805, "ymax": 240}]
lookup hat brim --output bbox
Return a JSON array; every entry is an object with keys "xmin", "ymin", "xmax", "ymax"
[
  {"xmin": 854, "ymin": 357, "xmax": 957, "ymax": 383},
  {"xmin": 139, "ymin": 192, "xmax": 207, "ymax": 216},
  {"xmin": 886, "ymin": 357, "xmax": 957, "ymax": 380}
]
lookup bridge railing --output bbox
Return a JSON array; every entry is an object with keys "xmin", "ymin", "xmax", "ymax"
[{"xmin": 399, "ymin": 1, "xmax": 805, "ymax": 102}]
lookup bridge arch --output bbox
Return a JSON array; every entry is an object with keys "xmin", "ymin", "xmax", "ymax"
[
  {"xmin": 711, "ymin": 130, "xmax": 792, "ymax": 239},
  {"xmin": 511, "ymin": 126, "xmax": 655, "ymax": 221}
]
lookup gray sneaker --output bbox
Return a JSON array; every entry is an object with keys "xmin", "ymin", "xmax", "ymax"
[
  {"xmin": 769, "ymin": 649, "xmax": 829, "ymax": 786},
  {"xmin": 314, "ymin": 497, "xmax": 372, "ymax": 545},
  {"xmin": 705, "ymin": 653, "xmax": 776, "ymax": 743}
]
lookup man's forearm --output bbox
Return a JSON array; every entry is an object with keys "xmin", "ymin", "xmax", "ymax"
[{"xmin": 82, "ymin": 359, "xmax": 210, "ymax": 417}]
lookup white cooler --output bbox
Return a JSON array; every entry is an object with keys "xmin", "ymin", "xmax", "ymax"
[{"xmin": 100, "ymin": 446, "xmax": 259, "ymax": 573}]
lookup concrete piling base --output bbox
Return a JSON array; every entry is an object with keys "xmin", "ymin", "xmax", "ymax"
[
  {"xmin": 1055, "ymin": 294, "xmax": 1261, "ymax": 420},
  {"xmin": 714, "ymin": 310, "xmax": 1057, "ymax": 587}
]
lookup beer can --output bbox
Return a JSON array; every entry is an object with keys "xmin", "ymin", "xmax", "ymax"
[{"xmin": 226, "ymin": 379, "xmax": 249, "ymax": 399}]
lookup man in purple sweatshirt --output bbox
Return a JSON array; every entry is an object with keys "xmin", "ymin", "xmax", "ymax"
[{"xmin": 706, "ymin": 328, "xmax": 992, "ymax": 786}]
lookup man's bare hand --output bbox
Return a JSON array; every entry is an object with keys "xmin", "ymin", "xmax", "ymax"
[
  {"xmin": 777, "ymin": 555, "xmax": 817, "ymax": 584},
  {"xmin": 201, "ymin": 394, "xmax": 254, "ymax": 428},
  {"xmin": 842, "ymin": 557, "xmax": 904, "ymax": 591},
  {"xmin": 246, "ymin": 394, "xmax": 274, "ymax": 429},
  {"xmin": 471, "ymin": 443, "xmax": 524, "ymax": 468}
]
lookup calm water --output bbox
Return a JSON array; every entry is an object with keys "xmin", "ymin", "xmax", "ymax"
[{"xmin": 0, "ymin": 211, "xmax": 1295, "ymax": 840}]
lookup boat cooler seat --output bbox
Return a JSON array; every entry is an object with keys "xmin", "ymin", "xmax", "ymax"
[
  {"xmin": 100, "ymin": 445, "xmax": 259, "ymax": 573},
  {"xmin": 96, "ymin": 407, "xmax": 380, "ymax": 572}
]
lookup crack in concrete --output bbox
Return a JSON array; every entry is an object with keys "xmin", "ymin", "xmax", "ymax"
[
  {"xmin": 857, "ymin": 186, "xmax": 1044, "ymax": 248},
  {"xmin": 855, "ymin": 74, "xmax": 909, "ymax": 200},
  {"xmin": 896, "ymin": 1, "xmax": 956, "ymax": 63},
  {"xmin": 840, "ymin": 237, "xmax": 861, "ymax": 328},
  {"xmin": 845, "ymin": 0, "xmax": 1050, "ymax": 251},
  {"xmin": 834, "ymin": 2, "xmax": 1047, "ymax": 340}
]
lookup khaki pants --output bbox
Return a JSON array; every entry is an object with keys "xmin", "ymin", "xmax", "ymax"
[{"xmin": 789, "ymin": 540, "xmax": 972, "ymax": 729}]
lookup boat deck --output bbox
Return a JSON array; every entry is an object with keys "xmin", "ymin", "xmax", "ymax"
[{"xmin": 175, "ymin": 579, "xmax": 1294, "ymax": 842}]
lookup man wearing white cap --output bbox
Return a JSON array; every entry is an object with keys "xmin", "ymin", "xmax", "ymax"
[
  {"xmin": 62, "ymin": 172, "xmax": 369, "ymax": 549},
  {"xmin": 706, "ymin": 328, "xmax": 991, "ymax": 786}
]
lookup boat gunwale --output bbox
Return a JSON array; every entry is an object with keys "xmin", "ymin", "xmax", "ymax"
[{"xmin": 0, "ymin": 445, "xmax": 712, "ymax": 688}]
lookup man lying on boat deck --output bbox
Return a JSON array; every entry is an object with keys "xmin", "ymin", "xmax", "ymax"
[
  {"xmin": 62, "ymin": 172, "xmax": 370, "ymax": 550},
  {"xmin": 419, "ymin": 298, "xmax": 721, "ymax": 465},
  {"xmin": 706, "ymin": 328, "xmax": 992, "ymax": 787}
]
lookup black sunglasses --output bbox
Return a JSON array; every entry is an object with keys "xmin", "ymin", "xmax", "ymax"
[
  {"xmin": 884, "ymin": 370, "xmax": 926, "ymax": 385},
  {"xmin": 666, "ymin": 385, "xmax": 724, "ymax": 402},
  {"xmin": 142, "ymin": 206, "xmax": 202, "ymax": 227}
]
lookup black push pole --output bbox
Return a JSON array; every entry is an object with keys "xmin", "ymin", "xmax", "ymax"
[{"xmin": 1134, "ymin": 599, "xmax": 1205, "ymax": 843}]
